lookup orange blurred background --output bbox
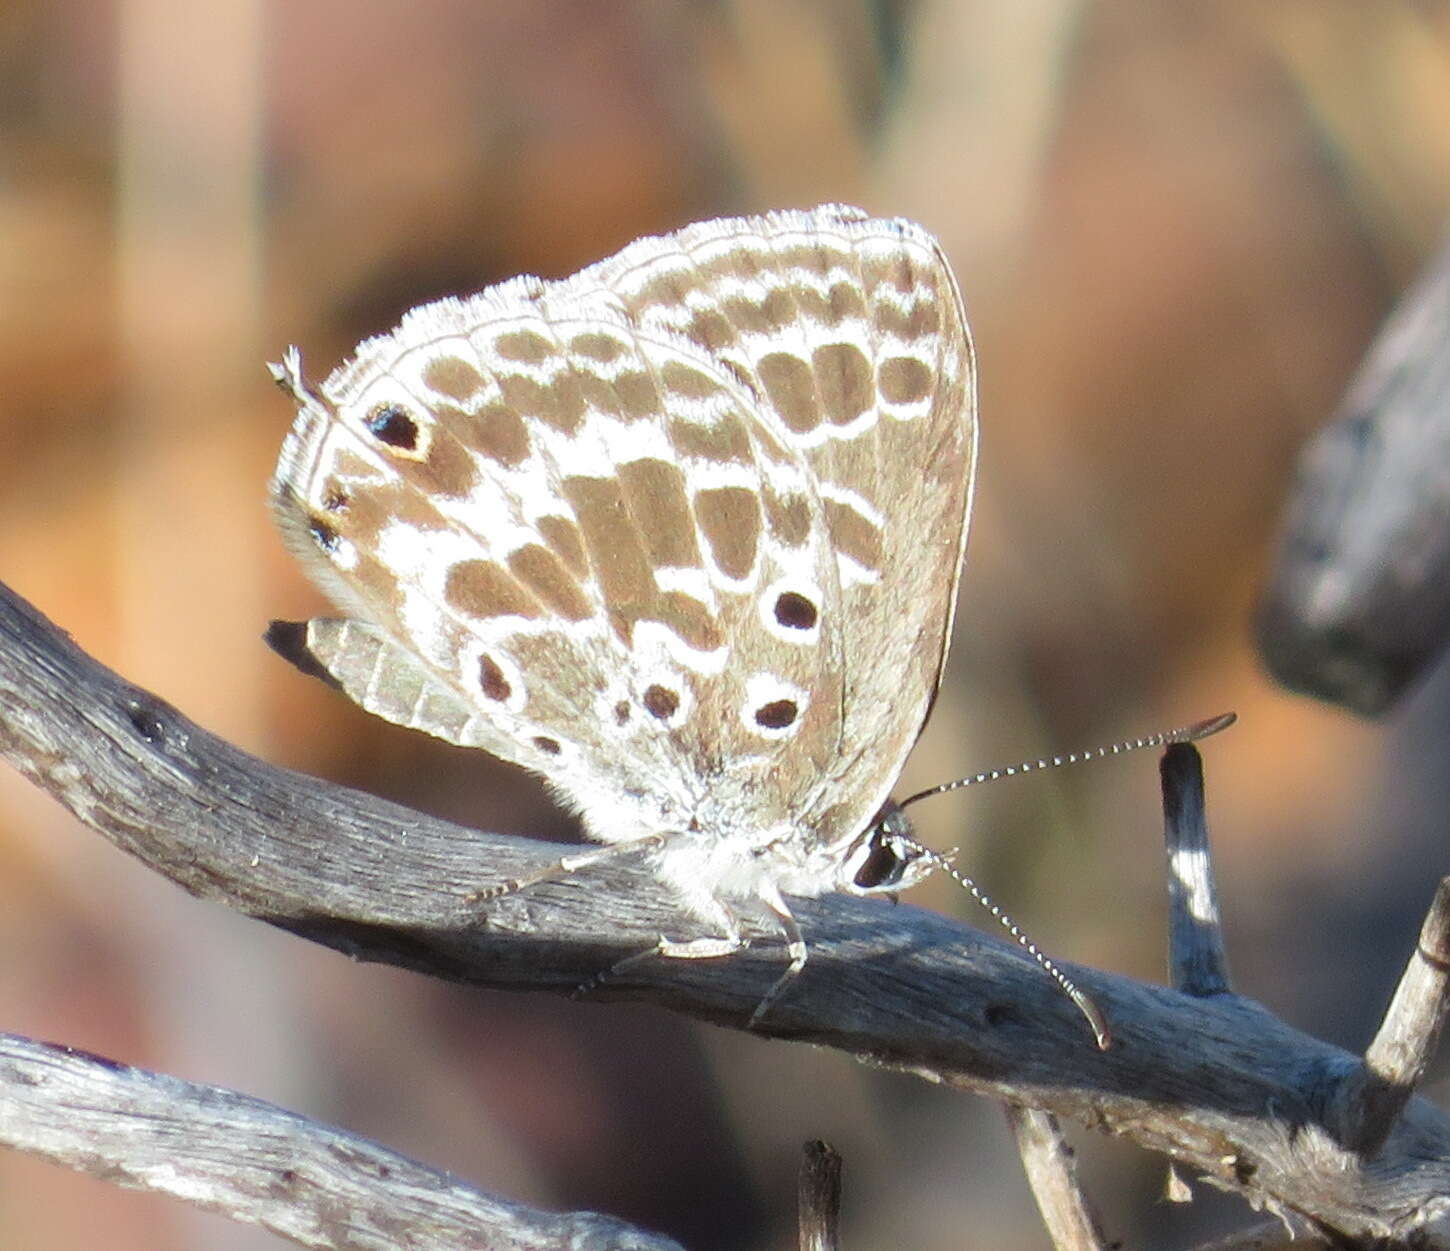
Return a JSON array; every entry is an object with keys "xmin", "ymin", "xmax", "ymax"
[{"xmin": 3, "ymin": 3, "xmax": 1449, "ymax": 1248}]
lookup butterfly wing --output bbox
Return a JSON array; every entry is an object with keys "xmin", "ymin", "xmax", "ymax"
[
  {"xmin": 587, "ymin": 206, "xmax": 977, "ymax": 866},
  {"xmin": 270, "ymin": 205, "xmax": 975, "ymax": 902}
]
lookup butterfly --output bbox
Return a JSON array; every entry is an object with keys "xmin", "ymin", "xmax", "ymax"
[{"xmin": 268, "ymin": 204, "xmax": 976, "ymax": 1025}]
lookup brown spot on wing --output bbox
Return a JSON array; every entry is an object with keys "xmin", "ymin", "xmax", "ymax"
[
  {"xmin": 350, "ymin": 548, "xmax": 407, "ymax": 619},
  {"xmin": 695, "ymin": 487, "xmax": 760, "ymax": 580},
  {"xmin": 563, "ymin": 476, "xmax": 655, "ymax": 640},
  {"xmin": 612, "ymin": 370, "xmax": 663, "ymax": 421},
  {"xmin": 340, "ymin": 480, "xmax": 449, "ymax": 549},
  {"xmin": 618, "ymin": 459, "xmax": 701, "ymax": 568},
  {"xmin": 879, "ymin": 357, "xmax": 934, "ymax": 405},
  {"xmin": 827, "ymin": 280, "xmax": 868, "ymax": 324},
  {"xmin": 757, "ymin": 352, "xmax": 819, "ymax": 434},
  {"xmin": 754, "ymin": 699, "xmax": 798, "ymax": 729},
  {"xmin": 878, "ymin": 252, "xmax": 917, "ymax": 296},
  {"xmin": 466, "ymin": 403, "xmax": 531, "ymax": 466},
  {"xmin": 333, "ymin": 449, "xmax": 376, "ymax": 481},
  {"xmin": 494, "ymin": 330, "xmax": 554, "ymax": 364},
  {"xmin": 813, "ymin": 343, "xmax": 873, "ymax": 425},
  {"xmin": 668, "ymin": 412, "xmax": 751, "ymax": 465},
  {"xmin": 479, "ymin": 654, "xmax": 511, "ymax": 701},
  {"xmin": 660, "ymin": 361, "xmax": 722, "ymax": 399},
  {"xmin": 570, "ymin": 332, "xmax": 625, "ymax": 363},
  {"xmin": 774, "ymin": 591, "xmax": 818, "ymax": 629},
  {"xmin": 417, "ymin": 433, "xmax": 479, "ymax": 498},
  {"xmin": 824, "ymin": 499, "xmax": 882, "ymax": 573},
  {"xmin": 499, "ymin": 372, "xmax": 586, "ymax": 434},
  {"xmin": 720, "ymin": 295, "xmax": 776, "ymax": 336},
  {"xmin": 760, "ymin": 288, "xmax": 796, "ymax": 332},
  {"xmin": 684, "ymin": 308, "xmax": 736, "ymax": 351},
  {"xmin": 508, "ymin": 544, "xmax": 592, "ymax": 621},
  {"xmin": 648, "ymin": 592, "xmax": 722, "ymax": 651},
  {"xmin": 643, "ymin": 685, "xmax": 679, "ymax": 719},
  {"xmin": 423, "ymin": 355, "xmax": 485, "ymax": 401},
  {"xmin": 445, "ymin": 559, "xmax": 541, "ymax": 619},
  {"xmin": 877, "ymin": 298, "xmax": 941, "ymax": 341}
]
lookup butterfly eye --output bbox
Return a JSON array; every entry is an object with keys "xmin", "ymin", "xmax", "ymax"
[
  {"xmin": 847, "ymin": 804, "xmax": 926, "ymax": 892},
  {"xmin": 852, "ymin": 832, "xmax": 906, "ymax": 890}
]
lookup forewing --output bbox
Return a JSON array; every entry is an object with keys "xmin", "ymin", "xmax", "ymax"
[{"xmin": 579, "ymin": 206, "xmax": 978, "ymax": 851}]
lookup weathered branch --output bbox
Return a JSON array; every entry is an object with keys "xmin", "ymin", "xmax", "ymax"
[
  {"xmin": 1, "ymin": 578, "xmax": 1449, "ymax": 1246},
  {"xmin": 1257, "ymin": 233, "xmax": 1450, "ymax": 715},
  {"xmin": 0, "ymin": 1033, "xmax": 680, "ymax": 1251}
]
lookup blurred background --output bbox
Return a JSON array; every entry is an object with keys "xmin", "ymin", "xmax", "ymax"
[{"xmin": 2, "ymin": 2, "xmax": 1449, "ymax": 1247}]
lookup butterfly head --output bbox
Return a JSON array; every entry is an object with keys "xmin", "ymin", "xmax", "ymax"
[{"xmin": 839, "ymin": 801, "xmax": 936, "ymax": 897}]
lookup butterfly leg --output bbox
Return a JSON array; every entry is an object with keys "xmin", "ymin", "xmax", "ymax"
[
  {"xmin": 468, "ymin": 833, "xmax": 668, "ymax": 904},
  {"xmin": 745, "ymin": 888, "xmax": 806, "ymax": 1028},
  {"xmin": 574, "ymin": 892, "xmax": 747, "ymax": 1003},
  {"xmin": 547, "ymin": 859, "xmax": 807, "ymax": 1030},
  {"xmin": 569, "ymin": 928, "xmax": 741, "ymax": 1006},
  {"xmin": 646, "ymin": 886, "xmax": 808, "ymax": 1029}
]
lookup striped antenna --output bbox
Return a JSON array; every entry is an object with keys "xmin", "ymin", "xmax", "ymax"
[
  {"xmin": 912, "ymin": 841, "xmax": 1112, "ymax": 1049},
  {"xmin": 899, "ymin": 713, "xmax": 1235, "ymax": 810}
]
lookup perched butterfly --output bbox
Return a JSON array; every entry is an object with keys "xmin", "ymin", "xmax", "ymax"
[{"xmin": 269, "ymin": 205, "xmax": 979, "ymax": 1026}]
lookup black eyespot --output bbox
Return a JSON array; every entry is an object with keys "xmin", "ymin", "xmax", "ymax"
[
  {"xmin": 774, "ymin": 591, "xmax": 818, "ymax": 630},
  {"xmin": 367, "ymin": 403, "xmax": 419, "ymax": 451},
  {"xmin": 754, "ymin": 699, "xmax": 797, "ymax": 729},
  {"xmin": 532, "ymin": 736, "xmax": 561, "ymax": 755},
  {"xmin": 853, "ymin": 834, "xmax": 904, "ymax": 889},
  {"xmin": 321, "ymin": 484, "xmax": 349, "ymax": 511},
  {"xmin": 479, "ymin": 655, "xmax": 510, "ymax": 701},
  {"xmin": 308, "ymin": 517, "xmax": 341, "ymax": 553},
  {"xmin": 643, "ymin": 685, "xmax": 679, "ymax": 720}
]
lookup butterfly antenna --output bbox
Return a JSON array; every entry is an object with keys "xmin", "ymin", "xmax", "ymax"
[
  {"xmin": 895, "ymin": 713, "xmax": 1236, "ymax": 1049},
  {"xmin": 916, "ymin": 843, "xmax": 1112, "ymax": 1050},
  {"xmin": 898, "ymin": 712, "xmax": 1235, "ymax": 810}
]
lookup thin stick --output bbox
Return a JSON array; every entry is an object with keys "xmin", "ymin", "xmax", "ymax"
[
  {"xmin": 798, "ymin": 1140, "xmax": 843, "ymax": 1251},
  {"xmin": 1161, "ymin": 741, "xmax": 1231, "ymax": 996},
  {"xmin": 1335, "ymin": 877, "xmax": 1450, "ymax": 1156},
  {"xmin": 1006, "ymin": 1105, "xmax": 1110, "ymax": 1251}
]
